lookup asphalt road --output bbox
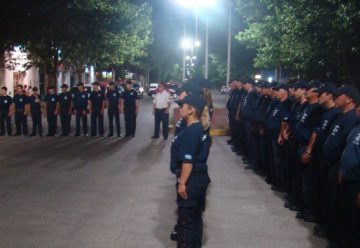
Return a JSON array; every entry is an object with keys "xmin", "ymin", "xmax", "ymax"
[{"xmin": 0, "ymin": 96, "xmax": 327, "ymax": 248}]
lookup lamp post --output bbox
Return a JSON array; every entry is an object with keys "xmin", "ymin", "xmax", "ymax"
[
  {"xmin": 176, "ymin": 0, "xmax": 215, "ymax": 80},
  {"xmin": 226, "ymin": 0, "xmax": 232, "ymax": 88}
]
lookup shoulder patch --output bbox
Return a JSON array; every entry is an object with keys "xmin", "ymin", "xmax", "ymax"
[{"xmin": 184, "ymin": 154, "xmax": 192, "ymax": 160}]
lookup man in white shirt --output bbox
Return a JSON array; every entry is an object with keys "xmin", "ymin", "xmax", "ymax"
[{"xmin": 152, "ymin": 83, "xmax": 171, "ymax": 140}]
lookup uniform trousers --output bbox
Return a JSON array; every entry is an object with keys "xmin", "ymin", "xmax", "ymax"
[
  {"xmin": 91, "ymin": 110, "xmax": 104, "ymax": 136},
  {"xmin": 60, "ymin": 109, "xmax": 71, "ymax": 135},
  {"xmin": 0, "ymin": 110, "xmax": 12, "ymax": 135},
  {"xmin": 75, "ymin": 110, "xmax": 88, "ymax": 135},
  {"xmin": 176, "ymin": 173, "xmax": 210, "ymax": 248},
  {"xmin": 31, "ymin": 111, "xmax": 42, "ymax": 135},
  {"xmin": 47, "ymin": 112, "xmax": 57, "ymax": 135},
  {"xmin": 124, "ymin": 108, "xmax": 137, "ymax": 136},
  {"xmin": 108, "ymin": 109, "xmax": 120, "ymax": 136},
  {"xmin": 15, "ymin": 110, "xmax": 28, "ymax": 135}
]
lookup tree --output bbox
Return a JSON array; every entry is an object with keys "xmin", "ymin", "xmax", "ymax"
[
  {"xmin": 1, "ymin": 0, "xmax": 152, "ymax": 88},
  {"xmin": 235, "ymin": 0, "xmax": 360, "ymax": 83}
]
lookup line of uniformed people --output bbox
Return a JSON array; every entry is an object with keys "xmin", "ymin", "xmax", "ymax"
[
  {"xmin": 227, "ymin": 78, "xmax": 360, "ymax": 248},
  {"xmin": 0, "ymin": 80, "xmax": 140, "ymax": 138}
]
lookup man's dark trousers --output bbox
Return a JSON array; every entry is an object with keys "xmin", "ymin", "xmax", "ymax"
[
  {"xmin": 91, "ymin": 110, "xmax": 104, "ymax": 136},
  {"xmin": 60, "ymin": 109, "xmax": 71, "ymax": 135},
  {"xmin": 0, "ymin": 111, "xmax": 12, "ymax": 135},
  {"xmin": 75, "ymin": 110, "xmax": 88, "ymax": 135},
  {"xmin": 31, "ymin": 111, "xmax": 42, "ymax": 135},
  {"xmin": 47, "ymin": 113, "xmax": 57, "ymax": 135},
  {"xmin": 15, "ymin": 110, "xmax": 28, "ymax": 135},
  {"xmin": 108, "ymin": 109, "xmax": 120, "ymax": 136},
  {"xmin": 154, "ymin": 108, "xmax": 169, "ymax": 139},
  {"xmin": 124, "ymin": 108, "xmax": 136, "ymax": 136}
]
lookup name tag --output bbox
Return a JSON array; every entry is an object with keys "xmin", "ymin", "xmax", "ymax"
[
  {"xmin": 130, "ymin": 93, "xmax": 133, "ymax": 96},
  {"xmin": 64, "ymin": 96, "xmax": 68, "ymax": 100},
  {"xmin": 82, "ymin": 95, "xmax": 85, "ymax": 98},
  {"xmin": 98, "ymin": 94, "xmax": 101, "ymax": 97},
  {"xmin": 19, "ymin": 98, "xmax": 23, "ymax": 102},
  {"xmin": 4, "ymin": 100, "xmax": 7, "ymax": 104},
  {"xmin": 51, "ymin": 98, "xmax": 55, "ymax": 102},
  {"xmin": 113, "ymin": 93, "xmax": 116, "ymax": 97}
]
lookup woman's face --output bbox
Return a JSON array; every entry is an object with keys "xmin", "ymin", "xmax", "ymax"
[{"xmin": 180, "ymin": 103, "xmax": 193, "ymax": 119}]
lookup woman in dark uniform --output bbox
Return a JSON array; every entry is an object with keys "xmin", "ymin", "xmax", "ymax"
[{"xmin": 171, "ymin": 94, "xmax": 211, "ymax": 247}]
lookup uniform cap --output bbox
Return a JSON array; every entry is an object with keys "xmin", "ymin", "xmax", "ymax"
[
  {"xmin": 92, "ymin": 82, "xmax": 100, "ymax": 86},
  {"xmin": 335, "ymin": 84, "xmax": 360, "ymax": 102},
  {"xmin": 178, "ymin": 81, "xmax": 203, "ymax": 95},
  {"xmin": 32, "ymin": 87, "xmax": 38, "ymax": 91},
  {"xmin": 109, "ymin": 81, "xmax": 115, "ymax": 86},
  {"xmin": 314, "ymin": 83, "xmax": 337, "ymax": 95},
  {"xmin": 306, "ymin": 80, "xmax": 322, "ymax": 90},
  {"xmin": 77, "ymin": 82, "xmax": 84, "ymax": 87},
  {"xmin": 293, "ymin": 81, "xmax": 308, "ymax": 90},
  {"xmin": 177, "ymin": 94, "xmax": 206, "ymax": 112},
  {"xmin": 61, "ymin": 84, "xmax": 68, "ymax": 88},
  {"xmin": 276, "ymin": 84, "xmax": 289, "ymax": 91}
]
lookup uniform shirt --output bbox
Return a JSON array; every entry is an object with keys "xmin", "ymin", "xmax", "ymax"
[
  {"xmin": 170, "ymin": 122, "xmax": 211, "ymax": 175},
  {"xmin": 106, "ymin": 90, "xmax": 121, "ymax": 111},
  {"xmin": 89, "ymin": 91, "xmax": 105, "ymax": 111},
  {"xmin": 0, "ymin": 95, "xmax": 12, "ymax": 113},
  {"xmin": 58, "ymin": 92, "xmax": 72, "ymax": 110},
  {"xmin": 121, "ymin": 89, "xmax": 138, "ymax": 110},
  {"xmin": 323, "ymin": 109, "xmax": 358, "ymax": 163},
  {"xmin": 13, "ymin": 94, "xmax": 29, "ymax": 111},
  {"xmin": 74, "ymin": 91, "xmax": 88, "ymax": 111},
  {"xmin": 175, "ymin": 118, "xmax": 187, "ymax": 136},
  {"xmin": 241, "ymin": 89, "xmax": 258, "ymax": 120},
  {"xmin": 314, "ymin": 107, "xmax": 341, "ymax": 151},
  {"xmin": 29, "ymin": 94, "xmax": 41, "ymax": 113},
  {"xmin": 286, "ymin": 101, "xmax": 308, "ymax": 132},
  {"xmin": 253, "ymin": 95, "xmax": 271, "ymax": 125},
  {"xmin": 45, "ymin": 94, "xmax": 59, "ymax": 113},
  {"xmin": 294, "ymin": 103, "xmax": 323, "ymax": 145},
  {"xmin": 153, "ymin": 90, "xmax": 171, "ymax": 109},
  {"xmin": 340, "ymin": 123, "xmax": 360, "ymax": 182},
  {"xmin": 266, "ymin": 99, "xmax": 290, "ymax": 133}
]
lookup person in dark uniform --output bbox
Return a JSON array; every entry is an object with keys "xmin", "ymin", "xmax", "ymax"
[
  {"xmin": 312, "ymin": 83, "xmax": 341, "ymax": 237},
  {"xmin": 175, "ymin": 81, "xmax": 203, "ymax": 136},
  {"xmin": 322, "ymin": 84, "xmax": 360, "ymax": 245},
  {"xmin": 241, "ymin": 78, "xmax": 259, "ymax": 169},
  {"xmin": 58, "ymin": 84, "xmax": 72, "ymax": 136},
  {"xmin": 0, "ymin": 86, "xmax": 13, "ymax": 136},
  {"xmin": 13, "ymin": 84, "xmax": 30, "ymax": 136},
  {"xmin": 293, "ymin": 80, "xmax": 324, "ymax": 222},
  {"xmin": 89, "ymin": 82, "xmax": 105, "ymax": 137},
  {"xmin": 267, "ymin": 84, "xmax": 291, "ymax": 192},
  {"xmin": 29, "ymin": 87, "xmax": 43, "ymax": 136},
  {"xmin": 338, "ymin": 121, "xmax": 360, "ymax": 248},
  {"xmin": 73, "ymin": 82, "xmax": 89, "ymax": 137},
  {"xmin": 121, "ymin": 80, "xmax": 140, "ymax": 138},
  {"xmin": 170, "ymin": 94, "xmax": 211, "ymax": 247},
  {"xmin": 106, "ymin": 81, "xmax": 121, "ymax": 137},
  {"xmin": 45, "ymin": 87, "xmax": 59, "ymax": 137}
]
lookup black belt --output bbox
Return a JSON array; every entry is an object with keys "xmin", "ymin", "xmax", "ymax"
[{"xmin": 191, "ymin": 171, "xmax": 208, "ymax": 176}]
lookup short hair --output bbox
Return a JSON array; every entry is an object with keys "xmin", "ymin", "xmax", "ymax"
[
  {"xmin": 16, "ymin": 85, "xmax": 23, "ymax": 89},
  {"xmin": 1, "ymin": 86, "xmax": 7, "ymax": 91}
]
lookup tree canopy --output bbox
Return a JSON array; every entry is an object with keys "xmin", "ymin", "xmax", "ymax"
[
  {"xmin": 0, "ymin": 0, "xmax": 152, "ymax": 84},
  {"xmin": 235, "ymin": 0, "xmax": 360, "ymax": 83}
]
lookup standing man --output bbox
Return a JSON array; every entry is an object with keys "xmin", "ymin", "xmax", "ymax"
[
  {"xmin": 89, "ymin": 82, "xmax": 105, "ymax": 137},
  {"xmin": 58, "ymin": 84, "xmax": 72, "ymax": 136},
  {"xmin": 121, "ymin": 80, "xmax": 140, "ymax": 138},
  {"xmin": 13, "ymin": 84, "xmax": 30, "ymax": 136},
  {"xmin": 106, "ymin": 82, "xmax": 121, "ymax": 137},
  {"xmin": 0, "ymin": 86, "xmax": 13, "ymax": 136},
  {"xmin": 73, "ymin": 82, "xmax": 89, "ymax": 137},
  {"xmin": 29, "ymin": 87, "xmax": 43, "ymax": 136},
  {"xmin": 152, "ymin": 82, "xmax": 171, "ymax": 140},
  {"xmin": 45, "ymin": 86, "xmax": 59, "ymax": 137}
]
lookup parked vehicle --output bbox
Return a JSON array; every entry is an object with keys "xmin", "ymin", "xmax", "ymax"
[
  {"xmin": 133, "ymin": 83, "xmax": 144, "ymax": 99},
  {"xmin": 148, "ymin": 83, "xmax": 158, "ymax": 97},
  {"xmin": 220, "ymin": 85, "xmax": 230, "ymax": 94}
]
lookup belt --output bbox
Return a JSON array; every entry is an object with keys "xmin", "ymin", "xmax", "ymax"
[{"xmin": 191, "ymin": 171, "xmax": 208, "ymax": 176}]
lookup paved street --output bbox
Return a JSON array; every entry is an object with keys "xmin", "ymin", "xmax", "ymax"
[{"xmin": 0, "ymin": 96, "xmax": 327, "ymax": 248}]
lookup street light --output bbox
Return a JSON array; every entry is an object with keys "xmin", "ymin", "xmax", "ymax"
[
  {"xmin": 176, "ymin": 0, "xmax": 216, "ymax": 80},
  {"xmin": 181, "ymin": 38, "xmax": 193, "ymax": 49}
]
